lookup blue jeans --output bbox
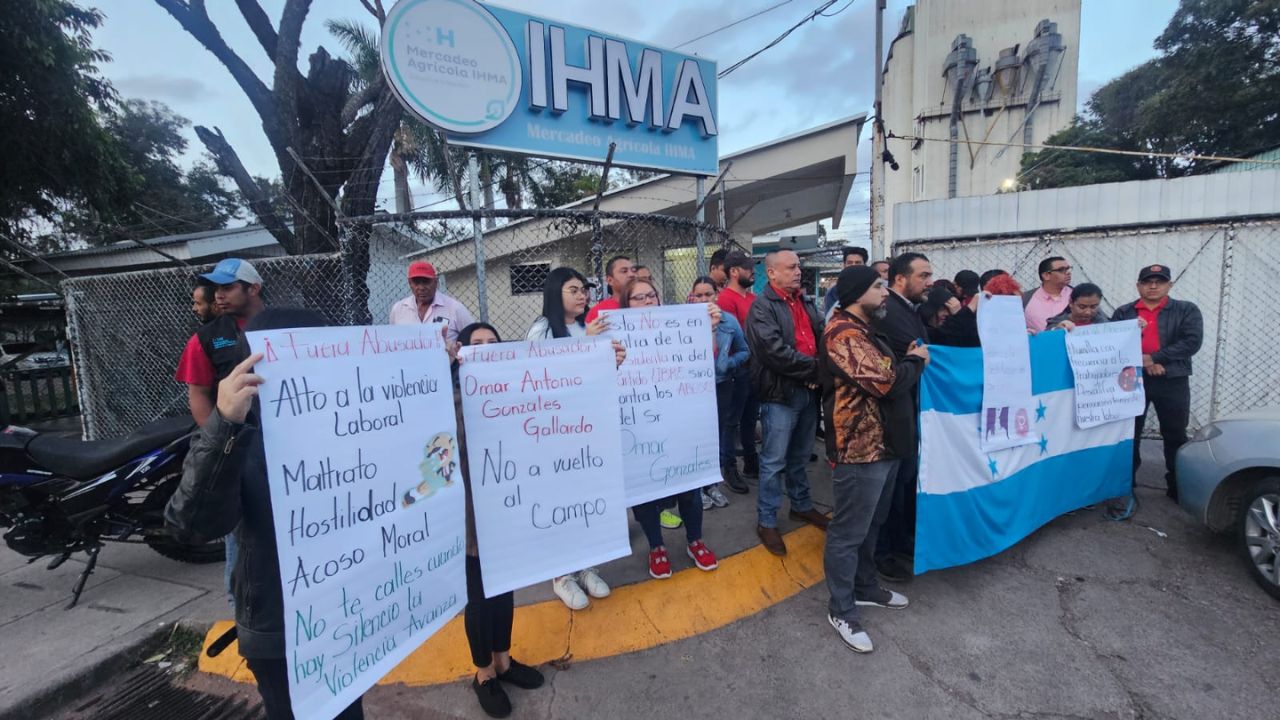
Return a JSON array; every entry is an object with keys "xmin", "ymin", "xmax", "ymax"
[
  {"xmin": 734, "ymin": 369, "xmax": 760, "ymax": 468},
  {"xmin": 756, "ymin": 387, "xmax": 818, "ymax": 527},
  {"xmin": 716, "ymin": 379, "xmax": 736, "ymax": 467}
]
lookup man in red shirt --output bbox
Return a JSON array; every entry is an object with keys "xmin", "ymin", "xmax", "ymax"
[
  {"xmin": 1111, "ymin": 263, "xmax": 1203, "ymax": 504},
  {"xmin": 175, "ymin": 258, "xmax": 267, "ymax": 426},
  {"xmin": 717, "ymin": 253, "xmax": 760, "ymax": 488},
  {"xmin": 744, "ymin": 250, "xmax": 829, "ymax": 556},
  {"xmin": 584, "ymin": 255, "xmax": 635, "ymax": 323}
]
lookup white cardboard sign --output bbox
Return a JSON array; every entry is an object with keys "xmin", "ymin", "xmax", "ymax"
[
  {"xmin": 458, "ymin": 336, "xmax": 630, "ymax": 597},
  {"xmin": 977, "ymin": 295, "xmax": 1038, "ymax": 451},
  {"xmin": 1064, "ymin": 320, "xmax": 1146, "ymax": 429},
  {"xmin": 601, "ymin": 305, "xmax": 721, "ymax": 505},
  {"xmin": 247, "ymin": 325, "xmax": 466, "ymax": 720}
]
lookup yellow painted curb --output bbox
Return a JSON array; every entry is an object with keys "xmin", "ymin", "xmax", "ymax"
[{"xmin": 200, "ymin": 525, "xmax": 826, "ymax": 687}]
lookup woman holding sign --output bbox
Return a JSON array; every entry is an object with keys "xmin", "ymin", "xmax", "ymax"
[
  {"xmin": 691, "ymin": 277, "xmax": 749, "ymax": 509},
  {"xmin": 620, "ymin": 277, "xmax": 724, "ymax": 578},
  {"xmin": 452, "ymin": 322, "xmax": 547, "ymax": 718},
  {"xmin": 526, "ymin": 267, "xmax": 616, "ymax": 609}
]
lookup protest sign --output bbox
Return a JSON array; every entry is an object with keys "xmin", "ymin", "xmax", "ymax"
[
  {"xmin": 600, "ymin": 305, "xmax": 720, "ymax": 505},
  {"xmin": 1064, "ymin": 320, "xmax": 1146, "ymax": 429},
  {"xmin": 246, "ymin": 325, "xmax": 465, "ymax": 720},
  {"xmin": 977, "ymin": 295, "xmax": 1038, "ymax": 451},
  {"xmin": 458, "ymin": 336, "xmax": 629, "ymax": 597}
]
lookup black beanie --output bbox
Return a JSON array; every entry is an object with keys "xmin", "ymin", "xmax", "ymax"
[{"xmin": 836, "ymin": 265, "xmax": 880, "ymax": 309}]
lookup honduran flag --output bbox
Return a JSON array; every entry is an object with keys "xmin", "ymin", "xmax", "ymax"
[{"xmin": 915, "ymin": 332, "xmax": 1133, "ymax": 573}]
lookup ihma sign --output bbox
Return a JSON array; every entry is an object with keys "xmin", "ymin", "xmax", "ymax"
[{"xmin": 382, "ymin": 0, "xmax": 719, "ymax": 175}]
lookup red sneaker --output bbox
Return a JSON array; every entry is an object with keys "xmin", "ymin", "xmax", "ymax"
[
  {"xmin": 687, "ymin": 540, "xmax": 719, "ymax": 571},
  {"xmin": 648, "ymin": 547, "xmax": 672, "ymax": 579}
]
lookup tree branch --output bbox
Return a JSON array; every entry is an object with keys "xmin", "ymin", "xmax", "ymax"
[
  {"xmin": 359, "ymin": 0, "xmax": 387, "ymax": 23},
  {"xmin": 234, "ymin": 0, "xmax": 278, "ymax": 60},
  {"xmin": 341, "ymin": 77, "xmax": 386, "ymax": 127},
  {"xmin": 271, "ymin": 0, "xmax": 313, "ymax": 151},
  {"xmin": 154, "ymin": 0, "xmax": 282, "ymax": 141},
  {"xmin": 195, "ymin": 125, "xmax": 298, "ymax": 254}
]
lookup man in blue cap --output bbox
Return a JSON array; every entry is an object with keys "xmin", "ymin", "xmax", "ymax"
[{"xmin": 175, "ymin": 258, "xmax": 267, "ymax": 426}]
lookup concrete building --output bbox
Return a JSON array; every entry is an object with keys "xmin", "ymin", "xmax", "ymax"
[{"xmin": 877, "ymin": 0, "xmax": 1081, "ymax": 250}]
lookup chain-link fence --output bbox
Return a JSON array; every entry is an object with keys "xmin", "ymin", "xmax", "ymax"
[
  {"xmin": 63, "ymin": 209, "xmax": 733, "ymax": 439},
  {"xmin": 343, "ymin": 209, "xmax": 736, "ymax": 342},
  {"xmin": 895, "ymin": 217, "xmax": 1280, "ymax": 433}
]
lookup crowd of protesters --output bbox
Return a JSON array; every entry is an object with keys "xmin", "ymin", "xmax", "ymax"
[{"xmin": 166, "ymin": 246, "xmax": 1200, "ymax": 717}]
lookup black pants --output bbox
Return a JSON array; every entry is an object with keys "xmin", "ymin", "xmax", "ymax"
[
  {"xmin": 1133, "ymin": 375, "xmax": 1190, "ymax": 491},
  {"xmin": 244, "ymin": 656, "xmax": 364, "ymax": 720},
  {"xmin": 875, "ymin": 450, "xmax": 918, "ymax": 563},
  {"xmin": 464, "ymin": 554, "xmax": 514, "ymax": 668}
]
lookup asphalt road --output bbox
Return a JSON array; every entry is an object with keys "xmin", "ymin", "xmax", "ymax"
[{"xmin": 36, "ymin": 442, "xmax": 1280, "ymax": 720}]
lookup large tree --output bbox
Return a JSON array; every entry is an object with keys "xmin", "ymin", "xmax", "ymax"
[
  {"xmin": 1021, "ymin": 0, "xmax": 1280, "ymax": 189},
  {"xmin": 0, "ymin": 0, "xmax": 132, "ymax": 247},
  {"xmin": 154, "ymin": 0, "xmax": 402, "ymax": 319}
]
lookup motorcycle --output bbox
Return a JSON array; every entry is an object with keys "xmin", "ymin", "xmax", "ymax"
[{"xmin": 0, "ymin": 415, "xmax": 225, "ymax": 607}]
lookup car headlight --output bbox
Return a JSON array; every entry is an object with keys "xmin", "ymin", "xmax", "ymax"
[{"xmin": 1191, "ymin": 423, "xmax": 1221, "ymax": 442}]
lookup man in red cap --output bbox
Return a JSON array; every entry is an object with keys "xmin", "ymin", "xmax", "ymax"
[{"xmin": 389, "ymin": 261, "xmax": 475, "ymax": 343}]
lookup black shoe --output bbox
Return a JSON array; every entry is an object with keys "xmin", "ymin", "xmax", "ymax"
[
  {"xmin": 742, "ymin": 461, "xmax": 759, "ymax": 480},
  {"xmin": 723, "ymin": 464, "xmax": 749, "ymax": 494},
  {"xmin": 876, "ymin": 556, "xmax": 913, "ymax": 584},
  {"xmin": 497, "ymin": 659, "xmax": 544, "ymax": 689},
  {"xmin": 472, "ymin": 676, "xmax": 512, "ymax": 718}
]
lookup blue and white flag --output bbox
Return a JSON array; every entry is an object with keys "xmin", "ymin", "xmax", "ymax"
[{"xmin": 915, "ymin": 332, "xmax": 1133, "ymax": 573}]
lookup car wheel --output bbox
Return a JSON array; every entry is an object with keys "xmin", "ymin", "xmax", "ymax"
[{"xmin": 1238, "ymin": 478, "xmax": 1280, "ymax": 601}]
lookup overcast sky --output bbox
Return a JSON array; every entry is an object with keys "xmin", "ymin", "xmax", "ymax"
[{"xmin": 90, "ymin": 0, "xmax": 1179, "ymax": 242}]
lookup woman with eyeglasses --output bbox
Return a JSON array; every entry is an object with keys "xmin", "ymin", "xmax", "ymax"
[
  {"xmin": 618, "ymin": 277, "xmax": 722, "ymax": 579},
  {"xmin": 525, "ymin": 267, "xmax": 622, "ymax": 610}
]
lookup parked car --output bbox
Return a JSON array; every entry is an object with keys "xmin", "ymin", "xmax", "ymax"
[{"xmin": 1176, "ymin": 407, "xmax": 1280, "ymax": 600}]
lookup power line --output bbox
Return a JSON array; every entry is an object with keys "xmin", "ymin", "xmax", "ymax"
[
  {"xmin": 719, "ymin": 0, "xmax": 858, "ymax": 78},
  {"xmin": 674, "ymin": 0, "xmax": 796, "ymax": 49}
]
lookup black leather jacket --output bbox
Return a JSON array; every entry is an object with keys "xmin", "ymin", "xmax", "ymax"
[
  {"xmin": 744, "ymin": 284, "xmax": 823, "ymax": 404},
  {"xmin": 1110, "ymin": 297, "xmax": 1203, "ymax": 378},
  {"xmin": 165, "ymin": 410, "xmax": 284, "ymax": 659}
]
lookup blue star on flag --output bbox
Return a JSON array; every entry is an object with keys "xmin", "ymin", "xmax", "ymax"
[
  {"xmin": 1035, "ymin": 400, "xmax": 1047, "ymax": 422},
  {"xmin": 987, "ymin": 456, "xmax": 999, "ymax": 479},
  {"xmin": 1038, "ymin": 434, "xmax": 1049, "ymax": 456}
]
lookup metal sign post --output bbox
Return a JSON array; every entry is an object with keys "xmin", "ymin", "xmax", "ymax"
[{"xmin": 468, "ymin": 152, "xmax": 489, "ymax": 323}]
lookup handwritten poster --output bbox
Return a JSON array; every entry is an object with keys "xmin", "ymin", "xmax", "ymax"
[
  {"xmin": 600, "ymin": 305, "xmax": 720, "ymax": 505},
  {"xmin": 247, "ymin": 325, "xmax": 465, "ymax": 720},
  {"xmin": 458, "ymin": 336, "xmax": 629, "ymax": 598},
  {"xmin": 977, "ymin": 295, "xmax": 1038, "ymax": 451},
  {"xmin": 1064, "ymin": 320, "xmax": 1146, "ymax": 429}
]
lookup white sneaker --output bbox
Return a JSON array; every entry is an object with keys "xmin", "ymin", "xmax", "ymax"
[
  {"xmin": 855, "ymin": 588, "xmax": 909, "ymax": 610},
  {"xmin": 701, "ymin": 490, "xmax": 714, "ymax": 511},
  {"xmin": 553, "ymin": 575, "xmax": 589, "ymax": 610},
  {"xmin": 578, "ymin": 567, "xmax": 611, "ymax": 599},
  {"xmin": 828, "ymin": 614, "xmax": 873, "ymax": 653},
  {"xmin": 707, "ymin": 485, "xmax": 730, "ymax": 508}
]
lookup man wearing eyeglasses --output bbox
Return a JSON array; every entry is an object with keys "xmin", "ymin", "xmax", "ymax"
[
  {"xmin": 1022, "ymin": 257, "xmax": 1073, "ymax": 332},
  {"xmin": 1110, "ymin": 264, "xmax": 1203, "ymax": 502}
]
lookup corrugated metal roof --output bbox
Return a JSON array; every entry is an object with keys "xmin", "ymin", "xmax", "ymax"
[
  {"xmin": 1209, "ymin": 147, "xmax": 1280, "ymax": 174},
  {"xmin": 893, "ymin": 169, "xmax": 1280, "ymax": 243}
]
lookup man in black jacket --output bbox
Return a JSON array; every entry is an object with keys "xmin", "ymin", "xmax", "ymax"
[
  {"xmin": 1111, "ymin": 264, "xmax": 1203, "ymax": 501},
  {"xmin": 872, "ymin": 252, "xmax": 933, "ymax": 582},
  {"xmin": 166, "ymin": 308, "xmax": 366, "ymax": 720},
  {"xmin": 745, "ymin": 250, "xmax": 831, "ymax": 555}
]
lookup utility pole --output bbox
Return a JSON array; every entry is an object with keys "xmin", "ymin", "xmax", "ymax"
[{"xmin": 870, "ymin": 0, "xmax": 888, "ymax": 260}]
